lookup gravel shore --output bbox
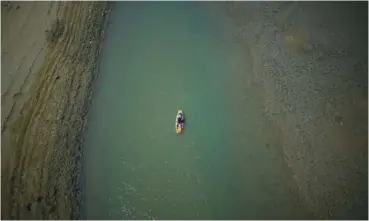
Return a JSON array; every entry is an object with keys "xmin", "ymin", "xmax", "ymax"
[
  {"xmin": 224, "ymin": 2, "xmax": 367, "ymax": 219},
  {"xmin": 1, "ymin": 2, "xmax": 112, "ymax": 219}
]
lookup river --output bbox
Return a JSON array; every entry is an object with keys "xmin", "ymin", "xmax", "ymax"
[{"xmin": 82, "ymin": 2, "xmax": 311, "ymax": 219}]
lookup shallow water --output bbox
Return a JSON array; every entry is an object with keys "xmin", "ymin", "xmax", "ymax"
[{"xmin": 82, "ymin": 2, "xmax": 309, "ymax": 219}]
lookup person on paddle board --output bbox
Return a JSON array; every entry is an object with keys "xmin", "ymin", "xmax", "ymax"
[{"xmin": 176, "ymin": 113, "xmax": 183, "ymax": 126}]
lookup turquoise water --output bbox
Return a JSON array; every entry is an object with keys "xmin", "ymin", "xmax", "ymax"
[{"xmin": 82, "ymin": 2, "xmax": 309, "ymax": 219}]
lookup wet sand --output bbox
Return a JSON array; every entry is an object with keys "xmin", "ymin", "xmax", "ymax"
[{"xmin": 1, "ymin": 2, "xmax": 112, "ymax": 219}]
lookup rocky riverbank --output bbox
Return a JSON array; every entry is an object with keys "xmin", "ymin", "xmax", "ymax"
[
  {"xmin": 223, "ymin": 2, "xmax": 367, "ymax": 219},
  {"xmin": 1, "ymin": 2, "xmax": 112, "ymax": 219}
]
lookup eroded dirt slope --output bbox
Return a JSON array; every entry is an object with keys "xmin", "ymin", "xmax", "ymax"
[{"xmin": 1, "ymin": 1, "xmax": 111, "ymax": 219}]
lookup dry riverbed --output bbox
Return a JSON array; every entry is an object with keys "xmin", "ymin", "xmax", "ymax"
[{"xmin": 1, "ymin": 1, "xmax": 112, "ymax": 219}]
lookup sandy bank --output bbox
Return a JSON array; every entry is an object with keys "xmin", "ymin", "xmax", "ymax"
[{"xmin": 1, "ymin": 1, "xmax": 112, "ymax": 219}]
